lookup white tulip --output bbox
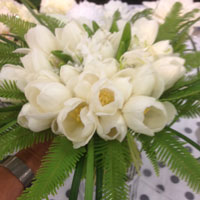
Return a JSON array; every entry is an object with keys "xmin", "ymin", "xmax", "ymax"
[
  {"xmin": 21, "ymin": 48, "xmax": 53, "ymax": 73},
  {"xmin": 153, "ymin": 56, "xmax": 186, "ymax": 90},
  {"xmin": 97, "ymin": 111, "xmax": 127, "ymax": 142},
  {"xmin": 123, "ymin": 96, "xmax": 177, "ymax": 136},
  {"xmin": 132, "ymin": 65, "xmax": 165, "ymax": 98},
  {"xmin": 90, "ymin": 79, "xmax": 124, "ymax": 116},
  {"xmin": 55, "ymin": 21, "xmax": 87, "ymax": 56},
  {"xmin": 18, "ymin": 103, "xmax": 56, "ymax": 132},
  {"xmin": 0, "ymin": 64, "xmax": 27, "ymax": 91},
  {"xmin": 40, "ymin": 0, "xmax": 76, "ymax": 15},
  {"xmin": 121, "ymin": 49, "xmax": 153, "ymax": 68},
  {"xmin": 131, "ymin": 17, "xmax": 159, "ymax": 48},
  {"xmin": 55, "ymin": 98, "xmax": 97, "ymax": 148},
  {"xmin": 25, "ymin": 81, "xmax": 71, "ymax": 113},
  {"xmin": 84, "ymin": 58, "xmax": 118, "ymax": 79},
  {"xmin": 25, "ymin": 25, "xmax": 59, "ymax": 54}
]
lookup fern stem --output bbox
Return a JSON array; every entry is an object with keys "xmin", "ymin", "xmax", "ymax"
[
  {"xmin": 69, "ymin": 155, "xmax": 85, "ymax": 200},
  {"xmin": 167, "ymin": 127, "xmax": 200, "ymax": 152},
  {"xmin": 85, "ymin": 138, "xmax": 94, "ymax": 200},
  {"xmin": 96, "ymin": 166, "xmax": 103, "ymax": 200}
]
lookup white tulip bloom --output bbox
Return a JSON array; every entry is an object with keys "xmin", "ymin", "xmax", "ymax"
[
  {"xmin": 18, "ymin": 103, "xmax": 56, "ymax": 132},
  {"xmin": 153, "ymin": 56, "xmax": 186, "ymax": 90},
  {"xmin": 55, "ymin": 98, "xmax": 97, "ymax": 148},
  {"xmin": 131, "ymin": 17, "xmax": 159, "ymax": 48},
  {"xmin": 40, "ymin": 0, "xmax": 76, "ymax": 15},
  {"xmin": 55, "ymin": 21, "xmax": 87, "ymax": 57},
  {"xmin": 25, "ymin": 81, "xmax": 71, "ymax": 113},
  {"xmin": 21, "ymin": 49, "xmax": 53, "ymax": 73},
  {"xmin": 90, "ymin": 79, "xmax": 124, "ymax": 116},
  {"xmin": 0, "ymin": 64, "xmax": 27, "ymax": 91},
  {"xmin": 123, "ymin": 96, "xmax": 177, "ymax": 136},
  {"xmin": 97, "ymin": 111, "xmax": 127, "ymax": 142},
  {"xmin": 25, "ymin": 25, "xmax": 59, "ymax": 54}
]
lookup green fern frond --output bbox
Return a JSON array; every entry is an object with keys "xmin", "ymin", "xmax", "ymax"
[
  {"xmin": 0, "ymin": 15, "xmax": 35, "ymax": 39},
  {"xmin": 0, "ymin": 80, "xmax": 26, "ymax": 101},
  {"xmin": 38, "ymin": 14, "xmax": 65, "ymax": 33},
  {"xmin": 0, "ymin": 119, "xmax": 18, "ymax": 135},
  {"xmin": 161, "ymin": 75, "xmax": 200, "ymax": 101},
  {"xmin": 131, "ymin": 8, "xmax": 152, "ymax": 23},
  {"xmin": 182, "ymin": 52, "xmax": 200, "ymax": 71},
  {"xmin": 95, "ymin": 137, "xmax": 130, "ymax": 200},
  {"xmin": 0, "ymin": 125, "xmax": 54, "ymax": 160},
  {"xmin": 138, "ymin": 134, "xmax": 160, "ymax": 176},
  {"xmin": 18, "ymin": 136, "xmax": 86, "ymax": 200},
  {"xmin": 0, "ymin": 52, "xmax": 23, "ymax": 67},
  {"xmin": 144, "ymin": 129, "xmax": 200, "ymax": 192},
  {"xmin": 0, "ymin": 110, "xmax": 19, "ymax": 126}
]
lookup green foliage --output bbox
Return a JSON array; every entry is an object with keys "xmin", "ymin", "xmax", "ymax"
[
  {"xmin": 92, "ymin": 21, "xmax": 100, "ymax": 33},
  {"xmin": 0, "ymin": 80, "xmax": 26, "ymax": 101},
  {"xmin": 83, "ymin": 24, "xmax": 94, "ymax": 37},
  {"xmin": 0, "ymin": 125, "xmax": 54, "ymax": 160},
  {"xmin": 115, "ymin": 22, "xmax": 131, "ymax": 61},
  {"xmin": 138, "ymin": 134, "xmax": 160, "ymax": 176},
  {"xmin": 51, "ymin": 50, "xmax": 74, "ymax": 66},
  {"xmin": 0, "ymin": 15, "xmax": 35, "ymax": 39},
  {"xmin": 156, "ymin": 2, "xmax": 200, "ymax": 53},
  {"xmin": 139, "ymin": 129, "xmax": 200, "ymax": 192},
  {"xmin": 85, "ymin": 139, "xmax": 94, "ymax": 200},
  {"xmin": 182, "ymin": 52, "xmax": 200, "ymax": 71},
  {"xmin": 95, "ymin": 137, "xmax": 130, "ymax": 200},
  {"xmin": 110, "ymin": 10, "xmax": 121, "ymax": 33},
  {"xmin": 131, "ymin": 8, "xmax": 152, "ymax": 23},
  {"xmin": 161, "ymin": 75, "xmax": 200, "ymax": 101},
  {"xmin": 127, "ymin": 132, "xmax": 142, "ymax": 174},
  {"xmin": 19, "ymin": 136, "xmax": 86, "ymax": 200},
  {"xmin": 0, "ymin": 119, "xmax": 18, "ymax": 135},
  {"xmin": 38, "ymin": 14, "xmax": 65, "ymax": 33},
  {"xmin": 0, "ymin": 110, "xmax": 19, "ymax": 126}
]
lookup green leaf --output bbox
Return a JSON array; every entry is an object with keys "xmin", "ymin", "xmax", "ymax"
[
  {"xmin": 131, "ymin": 8, "xmax": 152, "ymax": 23},
  {"xmin": 0, "ymin": 119, "xmax": 18, "ymax": 136},
  {"xmin": 92, "ymin": 21, "xmax": 100, "ymax": 33},
  {"xmin": 138, "ymin": 134, "xmax": 160, "ymax": 176},
  {"xmin": 0, "ymin": 104, "xmax": 22, "ymax": 112},
  {"xmin": 156, "ymin": 2, "xmax": 183, "ymax": 42},
  {"xmin": 83, "ymin": 24, "xmax": 94, "ymax": 37},
  {"xmin": 85, "ymin": 139, "xmax": 94, "ymax": 200},
  {"xmin": 110, "ymin": 10, "xmax": 121, "ymax": 33},
  {"xmin": 127, "ymin": 132, "xmax": 142, "ymax": 174},
  {"xmin": 0, "ymin": 80, "xmax": 26, "ymax": 101},
  {"xmin": 51, "ymin": 50, "xmax": 74, "ymax": 65},
  {"xmin": 69, "ymin": 155, "xmax": 85, "ymax": 200},
  {"xmin": 152, "ymin": 130, "xmax": 200, "ymax": 192},
  {"xmin": 96, "ymin": 166, "xmax": 103, "ymax": 200},
  {"xmin": 19, "ymin": 136, "xmax": 86, "ymax": 200},
  {"xmin": 182, "ymin": 51, "xmax": 200, "ymax": 70},
  {"xmin": 161, "ymin": 76, "xmax": 200, "ymax": 101},
  {"xmin": 115, "ymin": 22, "xmax": 131, "ymax": 61},
  {"xmin": 0, "ymin": 125, "xmax": 54, "ymax": 160},
  {"xmin": 95, "ymin": 137, "xmax": 129, "ymax": 200},
  {"xmin": 0, "ymin": 14, "xmax": 36, "ymax": 39},
  {"xmin": 0, "ymin": 110, "xmax": 19, "ymax": 126},
  {"xmin": 38, "ymin": 14, "xmax": 65, "ymax": 33}
]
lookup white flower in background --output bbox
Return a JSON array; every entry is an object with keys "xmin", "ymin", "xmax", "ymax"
[
  {"xmin": 153, "ymin": 56, "xmax": 186, "ymax": 90},
  {"xmin": 97, "ymin": 111, "xmax": 127, "ymax": 142},
  {"xmin": 123, "ymin": 96, "xmax": 177, "ymax": 136},
  {"xmin": 40, "ymin": 0, "xmax": 76, "ymax": 15},
  {"xmin": 25, "ymin": 81, "xmax": 71, "ymax": 113},
  {"xmin": 55, "ymin": 20, "xmax": 87, "ymax": 58},
  {"xmin": 55, "ymin": 98, "xmax": 97, "ymax": 148},
  {"xmin": 25, "ymin": 25, "xmax": 59, "ymax": 55},
  {"xmin": 18, "ymin": 103, "xmax": 56, "ymax": 132},
  {"xmin": 143, "ymin": 0, "xmax": 200, "ymax": 26}
]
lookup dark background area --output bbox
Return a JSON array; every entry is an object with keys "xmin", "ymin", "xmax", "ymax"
[{"xmin": 17, "ymin": 0, "xmax": 200, "ymax": 8}]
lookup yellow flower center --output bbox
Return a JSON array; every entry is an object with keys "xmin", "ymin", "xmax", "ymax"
[
  {"xmin": 99, "ymin": 88, "xmax": 115, "ymax": 106},
  {"xmin": 144, "ymin": 107, "xmax": 151, "ymax": 115},
  {"xmin": 68, "ymin": 103, "xmax": 86, "ymax": 123}
]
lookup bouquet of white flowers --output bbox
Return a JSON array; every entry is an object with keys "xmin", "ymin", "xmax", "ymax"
[{"xmin": 0, "ymin": 0, "xmax": 200, "ymax": 200}]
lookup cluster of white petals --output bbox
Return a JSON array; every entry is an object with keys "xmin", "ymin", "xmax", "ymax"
[
  {"xmin": 0, "ymin": 2, "xmax": 186, "ymax": 148},
  {"xmin": 143, "ymin": 0, "xmax": 200, "ymax": 26}
]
